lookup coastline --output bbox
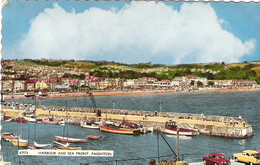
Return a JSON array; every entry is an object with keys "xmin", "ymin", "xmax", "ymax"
[{"xmin": 3, "ymin": 87, "xmax": 260, "ymax": 100}]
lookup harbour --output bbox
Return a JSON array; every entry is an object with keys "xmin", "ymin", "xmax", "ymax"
[{"xmin": 1, "ymin": 90, "xmax": 260, "ymax": 164}]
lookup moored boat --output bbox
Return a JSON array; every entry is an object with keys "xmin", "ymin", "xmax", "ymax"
[
  {"xmin": 55, "ymin": 136, "xmax": 87, "ymax": 143},
  {"xmin": 88, "ymin": 135, "xmax": 102, "ymax": 139},
  {"xmin": 33, "ymin": 141, "xmax": 52, "ymax": 149},
  {"xmin": 80, "ymin": 120, "xmax": 100, "ymax": 129},
  {"xmin": 99, "ymin": 123, "xmax": 141, "ymax": 135},
  {"xmin": 24, "ymin": 92, "xmax": 36, "ymax": 98},
  {"xmin": 53, "ymin": 141, "xmax": 81, "ymax": 150},
  {"xmin": 161, "ymin": 121, "xmax": 199, "ymax": 136},
  {"xmin": 42, "ymin": 118, "xmax": 60, "ymax": 125},
  {"xmin": 3, "ymin": 115, "xmax": 11, "ymax": 120},
  {"xmin": 11, "ymin": 139, "xmax": 28, "ymax": 147},
  {"xmin": 2, "ymin": 132, "xmax": 20, "ymax": 142},
  {"xmin": 16, "ymin": 117, "xmax": 27, "ymax": 123},
  {"xmin": 53, "ymin": 146, "xmax": 82, "ymax": 150}
]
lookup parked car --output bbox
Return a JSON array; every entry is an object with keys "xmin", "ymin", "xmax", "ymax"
[
  {"xmin": 203, "ymin": 153, "xmax": 230, "ymax": 165},
  {"xmin": 233, "ymin": 150, "xmax": 260, "ymax": 165}
]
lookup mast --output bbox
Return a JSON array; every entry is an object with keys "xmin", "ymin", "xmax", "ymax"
[{"xmin": 176, "ymin": 128, "xmax": 179, "ymax": 161}]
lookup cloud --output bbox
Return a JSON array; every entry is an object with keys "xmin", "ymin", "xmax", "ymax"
[{"xmin": 17, "ymin": 2, "xmax": 256, "ymax": 64}]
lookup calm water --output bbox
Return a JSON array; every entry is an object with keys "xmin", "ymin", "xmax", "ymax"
[{"xmin": 2, "ymin": 91, "xmax": 260, "ymax": 165}]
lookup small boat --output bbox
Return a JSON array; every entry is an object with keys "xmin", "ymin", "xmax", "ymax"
[
  {"xmin": 55, "ymin": 136, "xmax": 87, "ymax": 143},
  {"xmin": 12, "ymin": 139, "xmax": 28, "ymax": 147},
  {"xmin": 53, "ymin": 141, "xmax": 81, "ymax": 150},
  {"xmin": 54, "ymin": 146, "xmax": 82, "ymax": 150},
  {"xmin": 24, "ymin": 116, "xmax": 36, "ymax": 123},
  {"xmin": 2, "ymin": 132, "xmax": 20, "ymax": 142},
  {"xmin": 16, "ymin": 117, "xmax": 28, "ymax": 123},
  {"xmin": 80, "ymin": 120, "xmax": 100, "ymax": 129},
  {"xmin": 42, "ymin": 118, "xmax": 60, "ymax": 125},
  {"xmin": 88, "ymin": 135, "xmax": 102, "ymax": 139},
  {"xmin": 161, "ymin": 121, "xmax": 199, "ymax": 136},
  {"xmin": 99, "ymin": 123, "xmax": 141, "ymax": 135},
  {"xmin": 6, "ymin": 118, "xmax": 16, "ymax": 122},
  {"xmin": 33, "ymin": 141, "xmax": 52, "ymax": 149},
  {"xmin": 28, "ymin": 146, "xmax": 37, "ymax": 150},
  {"xmin": 165, "ymin": 134, "xmax": 192, "ymax": 140},
  {"xmin": 3, "ymin": 115, "xmax": 11, "ymax": 120},
  {"xmin": 24, "ymin": 92, "xmax": 36, "ymax": 98},
  {"xmin": 140, "ymin": 126, "xmax": 154, "ymax": 134}
]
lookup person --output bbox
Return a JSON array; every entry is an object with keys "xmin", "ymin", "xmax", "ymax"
[{"xmin": 155, "ymin": 111, "xmax": 157, "ymax": 116}]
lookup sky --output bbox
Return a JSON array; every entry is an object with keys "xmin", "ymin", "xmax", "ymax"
[{"xmin": 1, "ymin": 0, "xmax": 260, "ymax": 65}]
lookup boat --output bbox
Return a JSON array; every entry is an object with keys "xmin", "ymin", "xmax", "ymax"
[
  {"xmin": 3, "ymin": 115, "xmax": 11, "ymax": 120},
  {"xmin": 121, "ymin": 122, "xmax": 153, "ymax": 134},
  {"xmin": 38, "ymin": 90, "xmax": 48, "ymax": 97},
  {"xmin": 24, "ymin": 92, "xmax": 36, "ymax": 98},
  {"xmin": 16, "ymin": 117, "xmax": 28, "ymax": 123},
  {"xmin": 55, "ymin": 136, "xmax": 87, "ymax": 143},
  {"xmin": 99, "ymin": 122, "xmax": 141, "ymax": 135},
  {"xmin": 33, "ymin": 141, "xmax": 52, "ymax": 149},
  {"xmin": 11, "ymin": 139, "xmax": 28, "ymax": 147},
  {"xmin": 88, "ymin": 135, "xmax": 102, "ymax": 139},
  {"xmin": 42, "ymin": 118, "xmax": 60, "ymax": 125},
  {"xmin": 80, "ymin": 120, "xmax": 100, "ymax": 129},
  {"xmin": 2, "ymin": 132, "xmax": 20, "ymax": 142},
  {"xmin": 160, "ymin": 121, "xmax": 199, "ymax": 136},
  {"xmin": 53, "ymin": 141, "xmax": 81, "ymax": 150},
  {"xmin": 23, "ymin": 116, "xmax": 36, "ymax": 123}
]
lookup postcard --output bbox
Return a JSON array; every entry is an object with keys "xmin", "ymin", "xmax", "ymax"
[{"xmin": 1, "ymin": 0, "xmax": 260, "ymax": 165}]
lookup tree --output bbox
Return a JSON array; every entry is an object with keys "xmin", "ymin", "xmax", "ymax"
[
  {"xmin": 197, "ymin": 81, "xmax": 203, "ymax": 87},
  {"xmin": 208, "ymin": 81, "xmax": 214, "ymax": 86},
  {"xmin": 190, "ymin": 80, "xmax": 195, "ymax": 86}
]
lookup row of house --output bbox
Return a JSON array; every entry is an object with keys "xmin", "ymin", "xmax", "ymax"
[{"xmin": 1, "ymin": 75, "xmax": 257, "ymax": 93}]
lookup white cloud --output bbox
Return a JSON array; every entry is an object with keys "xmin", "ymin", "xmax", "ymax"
[{"xmin": 17, "ymin": 2, "xmax": 256, "ymax": 64}]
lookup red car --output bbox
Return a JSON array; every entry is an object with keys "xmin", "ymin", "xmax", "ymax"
[{"xmin": 203, "ymin": 153, "xmax": 230, "ymax": 165}]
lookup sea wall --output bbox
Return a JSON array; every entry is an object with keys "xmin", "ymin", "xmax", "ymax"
[{"xmin": 1, "ymin": 103, "xmax": 253, "ymax": 139}]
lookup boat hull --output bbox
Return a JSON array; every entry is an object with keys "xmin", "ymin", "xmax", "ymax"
[
  {"xmin": 161, "ymin": 127, "xmax": 197, "ymax": 136},
  {"xmin": 80, "ymin": 123, "xmax": 99, "ymax": 129},
  {"xmin": 42, "ymin": 119, "xmax": 60, "ymax": 125},
  {"xmin": 34, "ymin": 141, "xmax": 52, "ymax": 149},
  {"xmin": 54, "ymin": 146, "xmax": 82, "ymax": 150},
  {"xmin": 88, "ymin": 135, "xmax": 102, "ymax": 139},
  {"xmin": 99, "ymin": 125, "xmax": 141, "ymax": 135},
  {"xmin": 55, "ymin": 136, "xmax": 87, "ymax": 143},
  {"xmin": 12, "ymin": 139, "xmax": 28, "ymax": 147}
]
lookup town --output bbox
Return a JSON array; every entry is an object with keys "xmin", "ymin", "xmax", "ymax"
[{"xmin": 1, "ymin": 59, "xmax": 260, "ymax": 96}]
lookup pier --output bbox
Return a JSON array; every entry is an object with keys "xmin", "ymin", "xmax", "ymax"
[{"xmin": 1, "ymin": 102, "xmax": 253, "ymax": 139}]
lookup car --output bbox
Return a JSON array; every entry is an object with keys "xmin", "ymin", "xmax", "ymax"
[
  {"xmin": 203, "ymin": 153, "xmax": 230, "ymax": 165},
  {"xmin": 233, "ymin": 150, "xmax": 260, "ymax": 165}
]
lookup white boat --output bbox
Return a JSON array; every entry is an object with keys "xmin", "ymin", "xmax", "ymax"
[
  {"xmin": 80, "ymin": 121, "xmax": 100, "ymax": 129},
  {"xmin": 140, "ymin": 126, "xmax": 154, "ymax": 133},
  {"xmin": 165, "ymin": 134, "xmax": 192, "ymax": 140},
  {"xmin": 34, "ymin": 141, "xmax": 52, "ymax": 149},
  {"xmin": 24, "ymin": 116, "xmax": 36, "ymax": 122}
]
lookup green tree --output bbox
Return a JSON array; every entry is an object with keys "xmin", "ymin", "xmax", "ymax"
[
  {"xmin": 208, "ymin": 81, "xmax": 214, "ymax": 86},
  {"xmin": 197, "ymin": 81, "xmax": 203, "ymax": 87},
  {"xmin": 190, "ymin": 80, "xmax": 195, "ymax": 86}
]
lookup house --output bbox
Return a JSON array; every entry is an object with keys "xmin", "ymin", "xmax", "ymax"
[
  {"xmin": 26, "ymin": 79, "xmax": 37, "ymax": 91},
  {"xmin": 1, "ymin": 79, "xmax": 13, "ymax": 92},
  {"xmin": 231, "ymin": 80, "xmax": 257, "ymax": 87},
  {"xmin": 35, "ymin": 80, "xmax": 48, "ymax": 90},
  {"xmin": 13, "ymin": 78, "xmax": 27, "ymax": 92}
]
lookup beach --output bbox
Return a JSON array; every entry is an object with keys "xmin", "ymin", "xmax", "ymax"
[{"xmin": 3, "ymin": 87, "xmax": 259, "ymax": 100}]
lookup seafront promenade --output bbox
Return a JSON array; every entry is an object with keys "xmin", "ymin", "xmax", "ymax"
[
  {"xmin": 3, "ymin": 87, "xmax": 259, "ymax": 100},
  {"xmin": 2, "ymin": 103, "xmax": 253, "ymax": 139}
]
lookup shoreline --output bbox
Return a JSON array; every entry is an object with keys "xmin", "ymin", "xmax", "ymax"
[{"xmin": 3, "ymin": 87, "xmax": 260, "ymax": 100}]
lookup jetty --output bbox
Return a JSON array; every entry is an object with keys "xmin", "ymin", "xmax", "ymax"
[{"xmin": 2, "ymin": 103, "xmax": 253, "ymax": 139}]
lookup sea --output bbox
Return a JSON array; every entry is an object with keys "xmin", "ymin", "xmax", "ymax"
[{"xmin": 1, "ymin": 90, "xmax": 260, "ymax": 165}]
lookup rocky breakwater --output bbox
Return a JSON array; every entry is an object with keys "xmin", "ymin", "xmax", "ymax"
[{"xmin": 2, "ymin": 103, "xmax": 253, "ymax": 138}]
